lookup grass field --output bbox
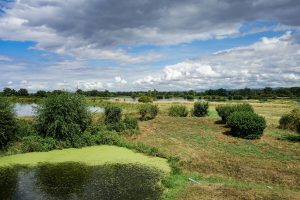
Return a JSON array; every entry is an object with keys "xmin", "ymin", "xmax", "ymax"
[
  {"xmin": 0, "ymin": 145, "xmax": 170, "ymax": 173},
  {"xmin": 125, "ymin": 100, "xmax": 300, "ymax": 199}
]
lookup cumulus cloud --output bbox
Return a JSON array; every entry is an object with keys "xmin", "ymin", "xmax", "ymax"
[
  {"xmin": 1, "ymin": 0, "xmax": 300, "ymax": 62},
  {"xmin": 115, "ymin": 76, "xmax": 127, "ymax": 85},
  {"xmin": 136, "ymin": 32, "xmax": 300, "ymax": 89}
]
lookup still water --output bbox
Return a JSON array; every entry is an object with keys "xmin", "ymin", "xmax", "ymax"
[
  {"xmin": 14, "ymin": 103, "xmax": 104, "ymax": 117},
  {"xmin": 0, "ymin": 163, "xmax": 164, "ymax": 200}
]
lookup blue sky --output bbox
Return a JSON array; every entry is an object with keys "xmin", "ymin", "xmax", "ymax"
[{"xmin": 0, "ymin": 0, "xmax": 299, "ymax": 91}]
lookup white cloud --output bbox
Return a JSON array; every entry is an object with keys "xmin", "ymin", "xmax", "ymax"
[
  {"xmin": 136, "ymin": 32, "xmax": 300, "ymax": 89},
  {"xmin": 115, "ymin": 76, "xmax": 127, "ymax": 84}
]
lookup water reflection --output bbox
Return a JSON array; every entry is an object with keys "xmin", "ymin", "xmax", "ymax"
[
  {"xmin": 14, "ymin": 103, "xmax": 38, "ymax": 117},
  {"xmin": 14, "ymin": 103, "xmax": 104, "ymax": 117},
  {"xmin": 0, "ymin": 167, "xmax": 18, "ymax": 200},
  {"xmin": 0, "ymin": 163, "xmax": 164, "ymax": 200}
]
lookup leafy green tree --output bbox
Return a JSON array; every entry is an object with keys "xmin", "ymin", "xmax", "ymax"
[
  {"xmin": 35, "ymin": 93, "xmax": 91, "ymax": 140},
  {"xmin": 0, "ymin": 98, "xmax": 18, "ymax": 149},
  {"xmin": 3, "ymin": 88, "xmax": 17, "ymax": 96},
  {"xmin": 36, "ymin": 90, "xmax": 47, "ymax": 97},
  {"xmin": 138, "ymin": 95, "xmax": 153, "ymax": 103},
  {"xmin": 17, "ymin": 88, "xmax": 29, "ymax": 96}
]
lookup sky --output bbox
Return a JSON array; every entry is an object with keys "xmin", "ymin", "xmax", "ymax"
[{"xmin": 0, "ymin": 0, "xmax": 299, "ymax": 91}]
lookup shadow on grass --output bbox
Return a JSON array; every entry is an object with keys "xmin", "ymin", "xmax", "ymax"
[
  {"xmin": 214, "ymin": 120, "xmax": 224, "ymax": 125},
  {"xmin": 222, "ymin": 130, "xmax": 232, "ymax": 136},
  {"xmin": 280, "ymin": 135, "xmax": 300, "ymax": 142}
]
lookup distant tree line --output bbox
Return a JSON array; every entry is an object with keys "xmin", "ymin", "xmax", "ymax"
[{"xmin": 0, "ymin": 87, "xmax": 299, "ymax": 100}]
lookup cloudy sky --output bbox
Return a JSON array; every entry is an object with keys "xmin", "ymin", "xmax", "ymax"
[{"xmin": 0, "ymin": 0, "xmax": 299, "ymax": 91}]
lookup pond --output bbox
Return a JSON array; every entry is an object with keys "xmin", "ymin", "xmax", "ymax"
[
  {"xmin": 14, "ymin": 103, "xmax": 104, "ymax": 117},
  {"xmin": 0, "ymin": 163, "xmax": 164, "ymax": 200}
]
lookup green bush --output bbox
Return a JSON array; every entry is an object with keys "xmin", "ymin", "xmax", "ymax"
[
  {"xmin": 168, "ymin": 105, "xmax": 188, "ymax": 117},
  {"xmin": 16, "ymin": 119, "xmax": 36, "ymax": 138},
  {"xmin": 106, "ymin": 122, "xmax": 126, "ymax": 132},
  {"xmin": 138, "ymin": 95, "xmax": 153, "ymax": 103},
  {"xmin": 227, "ymin": 111, "xmax": 266, "ymax": 139},
  {"xmin": 123, "ymin": 116, "xmax": 139, "ymax": 131},
  {"xmin": 104, "ymin": 105, "xmax": 122, "ymax": 124},
  {"xmin": 216, "ymin": 103, "xmax": 254, "ymax": 123},
  {"xmin": 18, "ymin": 135, "xmax": 57, "ymax": 153},
  {"xmin": 185, "ymin": 95, "xmax": 194, "ymax": 101},
  {"xmin": 0, "ymin": 99, "xmax": 18, "ymax": 149},
  {"xmin": 279, "ymin": 108, "xmax": 300, "ymax": 133},
  {"xmin": 193, "ymin": 101, "xmax": 209, "ymax": 117},
  {"xmin": 139, "ymin": 104, "xmax": 159, "ymax": 121},
  {"xmin": 35, "ymin": 93, "xmax": 91, "ymax": 140}
]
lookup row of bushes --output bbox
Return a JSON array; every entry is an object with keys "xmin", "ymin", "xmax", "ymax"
[
  {"xmin": 0, "ymin": 93, "xmax": 140, "ymax": 151},
  {"xmin": 216, "ymin": 103, "xmax": 266, "ymax": 139},
  {"xmin": 168, "ymin": 102, "xmax": 209, "ymax": 117}
]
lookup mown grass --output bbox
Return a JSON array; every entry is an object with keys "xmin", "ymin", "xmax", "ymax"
[{"xmin": 126, "ymin": 100, "xmax": 300, "ymax": 199}]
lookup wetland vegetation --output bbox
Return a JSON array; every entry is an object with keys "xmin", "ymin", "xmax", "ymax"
[{"xmin": 0, "ymin": 88, "xmax": 299, "ymax": 199}]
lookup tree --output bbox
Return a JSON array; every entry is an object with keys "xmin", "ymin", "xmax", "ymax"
[
  {"xmin": 17, "ymin": 88, "xmax": 29, "ymax": 96},
  {"xmin": 0, "ymin": 98, "xmax": 18, "ymax": 148},
  {"xmin": 3, "ymin": 88, "xmax": 17, "ymax": 96},
  {"xmin": 35, "ymin": 93, "xmax": 91, "ymax": 140},
  {"xmin": 36, "ymin": 90, "xmax": 47, "ymax": 97}
]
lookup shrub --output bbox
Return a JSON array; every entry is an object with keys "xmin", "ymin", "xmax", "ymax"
[
  {"xmin": 168, "ymin": 105, "xmax": 188, "ymax": 117},
  {"xmin": 193, "ymin": 101, "xmax": 209, "ymax": 117},
  {"xmin": 123, "ymin": 116, "xmax": 139, "ymax": 131},
  {"xmin": 16, "ymin": 119, "xmax": 36, "ymax": 138},
  {"xmin": 216, "ymin": 103, "xmax": 254, "ymax": 123},
  {"xmin": 35, "ymin": 93, "xmax": 91, "ymax": 140},
  {"xmin": 185, "ymin": 95, "xmax": 194, "ymax": 101},
  {"xmin": 18, "ymin": 135, "xmax": 57, "ymax": 153},
  {"xmin": 104, "ymin": 105, "xmax": 122, "ymax": 124},
  {"xmin": 139, "ymin": 104, "xmax": 159, "ymax": 121},
  {"xmin": 138, "ymin": 95, "xmax": 153, "ymax": 103},
  {"xmin": 279, "ymin": 108, "xmax": 300, "ymax": 133},
  {"xmin": 106, "ymin": 122, "xmax": 126, "ymax": 132},
  {"xmin": 0, "ymin": 98, "xmax": 18, "ymax": 149},
  {"xmin": 227, "ymin": 111, "xmax": 266, "ymax": 139}
]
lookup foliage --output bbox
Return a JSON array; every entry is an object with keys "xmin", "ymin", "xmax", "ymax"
[
  {"xmin": 35, "ymin": 93, "xmax": 91, "ymax": 140},
  {"xmin": 168, "ymin": 105, "xmax": 189, "ymax": 117},
  {"xmin": 0, "ymin": 98, "xmax": 18, "ymax": 149},
  {"xmin": 216, "ymin": 103, "xmax": 254, "ymax": 123},
  {"xmin": 138, "ymin": 95, "xmax": 153, "ymax": 103},
  {"xmin": 123, "ymin": 116, "xmax": 139, "ymax": 132},
  {"xmin": 16, "ymin": 119, "xmax": 36, "ymax": 138},
  {"xmin": 17, "ymin": 88, "xmax": 29, "ymax": 96},
  {"xmin": 0, "ymin": 166, "xmax": 18, "ymax": 200},
  {"xmin": 193, "ymin": 101, "xmax": 209, "ymax": 117},
  {"xmin": 36, "ymin": 90, "xmax": 47, "ymax": 97},
  {"xmin": 105, "ymin": 115, "xmax": 139, "ymax": 134},
  {"xmin": 104, "ymin": 105, "xmax": 122, "ymax": 124},
  {"xmin": 185, "ymin": 95, "xmax": 194, "ymax": 101},
  {"xmin": 227, "ymin": 111, "xmax": 266, "ymax": 139},
  {"xmin": 139, "ymin": 104, "xmax": 159, "ymax": 121},
  {"xmin": 9, "ymin": 135, "xmax": 57, "ymax": 153},
  {"xmin": 279, "ymin": 108, "xmax": 300, "ymax": 133},
  {"xmin": 2, "ymin": 88, "xmax": 17, "ymax": 96}
]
